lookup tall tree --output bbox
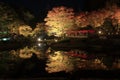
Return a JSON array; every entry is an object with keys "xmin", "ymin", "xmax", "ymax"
[
  {"xmin": 75, "ymin": 12, "xmax": 89, "ymax": 28},
  {"xmin": 44, "ymin": 6, "xmax": 75, "ymax": 37},
  {"xmin": 87, "ymin": 10, "xmax": 108, "ymax": 28}
]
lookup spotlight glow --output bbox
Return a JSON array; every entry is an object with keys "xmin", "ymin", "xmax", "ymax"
[
  {"xmin": 38, "ymin": 43, "xmax": 41, "ymax": 46},
  {"xmin": 37, "ymin": 38, "xmax": 42, "ymax": 41}
]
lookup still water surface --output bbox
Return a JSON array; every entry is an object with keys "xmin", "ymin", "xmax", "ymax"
[{"xmin": 0, "ymin": 42, "xmax": 119, "ymax": 78}]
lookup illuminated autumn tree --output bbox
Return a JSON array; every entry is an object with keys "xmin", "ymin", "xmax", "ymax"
[
  {"xmin": 87, "ymin": 10, "xmax": 107, "ymax": 28},
  {"xmin": 46, "ymin": 51, "xmax": 74, "ymax": 73},
  {"xmin": 19, "ymin": 25, "xmax": 32, "ymax": 37},
  {"xmin": 111, "ymin": 8, "xmax": 120, "ymax": 34},
  {"xmin": 75, "ymin": 6, "xmax": 114, "ymax": 29},
  {"xmin": 75, "ymin": 12, "xmax": 89, "ymax": 28},
  {"xmin": 44, "ymin": 6, "xmax": 75, "ymax": 37},
  {"xmin": 112, "ymin": 8, "xmax": 120, "ymax": 23},
  {"xmin": 8, "ymin": 20, "xmax": 24, "ymax": 34}
]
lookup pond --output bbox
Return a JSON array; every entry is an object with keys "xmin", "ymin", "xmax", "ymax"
[{"xmin": 0, "ymin": 40, "xmax": 119, "ymax": 79}]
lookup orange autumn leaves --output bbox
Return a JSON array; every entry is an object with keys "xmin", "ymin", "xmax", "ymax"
[
  {"xmin": 44, "ymin": 6, "xmax": 75, "ymax": 36},
  {"xmin": 44, "ymin": 5, "xmax": 120, "ymax": 37}
]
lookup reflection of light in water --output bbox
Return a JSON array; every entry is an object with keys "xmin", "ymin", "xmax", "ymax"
[
  {"xmin": 37, "ymin": 43, "xmax": 48, "ymax": 49},
  {"xmin": 38, "ymin": 43, "xmax": 41, "ymax": 46},
  {"xmin": 98, "ymin": 30, "xmax": 102, "ymax": 34},
  {"xmin": 3, "ymin": 38, "xmax": 8, "ymax": 41},
  {"xmin": 1, "ymin": 37, "xmax": 11, "ymax": 41}
]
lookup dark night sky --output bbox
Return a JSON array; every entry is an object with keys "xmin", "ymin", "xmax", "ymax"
[{"xmin": 0, "ymin": 0, "xmax": 107, "ymax": 20}]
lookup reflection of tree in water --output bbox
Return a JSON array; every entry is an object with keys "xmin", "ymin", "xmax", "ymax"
[
  {"xmin": 46, "ymin": 50, "xmax": 120, "ymax": 73},
  {"xmin": 46, "ymin": 51, "xmax": 75, "ymax": 73},
  {"xmin": 78, "ymin": 58, "xmax": 107, "ymax": 70},
  {"xmin": 112, "ymin": 58, "xmax": 120, "ymax": 69},
  {"xmin": 4, "ymin": 47, "xmax": 120, "ymax": 74},
  {"xmin": 16, "ymin": 53, "xmax": 46, "ymax": 76},
  {"xmin": 9, "ymin": 46, "xmax": 47, "ymax": 76},
  {"xmin": 9, "ymin": 46, "xmax": 44, "ymax": 59},
  {"xmin": 0, "ymin": 51, "xmax": 21, "ymax": 75}
]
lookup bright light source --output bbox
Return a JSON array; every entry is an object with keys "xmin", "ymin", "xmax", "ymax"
[
  {"xmin": 37, "ymin": 38, "xmax": 42, "ymax": 41},
  {"xmin": 2, "ymin": 38, "xmax": 8, "ymax": 41},
  {"xmin": 98, "ymin": 31, "xmax": 102, "ymax": 34},
  {"xmin": 54, "ymin": 39, "xmax": 58, "ymax": 42},
  {"xmin": 38, "ymin": 43, "xmax": 41, "ymax": 46}
]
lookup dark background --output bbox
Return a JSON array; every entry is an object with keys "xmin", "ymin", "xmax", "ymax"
[
  {"xmin": 1, "ymin": 0, "xmax": 120, "ymax": 23},
  {"xmin": 0, "ymin": 0, "xmax": 107, "ymax": 17}
]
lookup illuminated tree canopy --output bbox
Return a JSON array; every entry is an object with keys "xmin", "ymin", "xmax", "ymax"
[
  {"xmin": 75, "ymin": 12, "xmax": 89, "ymax": 28},
  {"xmin": 87, "ymin": 10, "xmax": 106, "ymax": 27},
  {"xmin": 19, "ymin": 25, "xmax": 32, "ymax": 37},
  {"xmin": 112, "ymin": 8, "xmax": 120, "ymax": 24},
  {"xmin": 44, "ymin": 6, "xmax": 75, "ymax": 37}
]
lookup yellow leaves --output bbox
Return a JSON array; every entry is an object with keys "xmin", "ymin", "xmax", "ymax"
[
  {"xmin": 75, "ymin": 12, "xmax": 89, "ymax": 27},
  {"xmin": 45, "ymin": 5, "xmax": 120, "ymax": 36},
  {"xmin": 19, "ymin": 25, "xmax": 32, "ymax": 37},
  {"xmin": 19, "ymin": 46, "xmax": 43, "ymax": 59},
  {"xmin": 9, "ymin": 46, "xmax": 43, "ymax": 59},
  {"xmin": 44, "ymin": 6, "xmax": 75, "ymax": 37},
  {"xmin": 19, "ymin": 47, "xmax": 33, "ymax": 59},
  {"xmin": 46, "ymin": 51, "xmax": 74, "ymax": 73},
  {"xmin": 76, "ymin": 5, "xmax": 120, "ymax": 28},
  {"xmin": 113, "ymin": 9, "xmax": 120, "ymax": 23}
]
